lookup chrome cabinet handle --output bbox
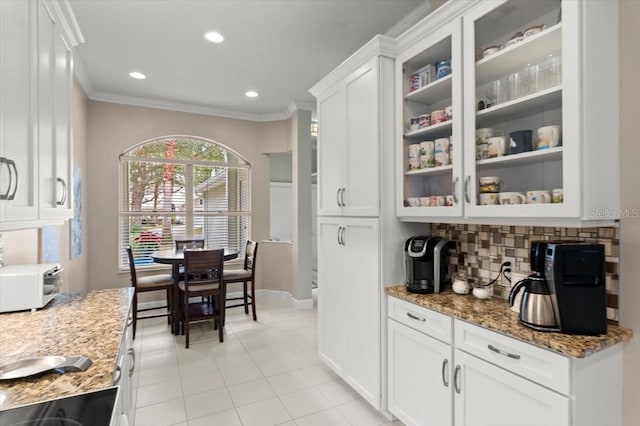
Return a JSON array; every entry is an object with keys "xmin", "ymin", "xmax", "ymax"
[
  {"xmin": 452, "ymin": 177, "xmax": 459, "ymax": 204},
  {"xmin": 453, "ymin": 365, "xmax": 461, "ymax": 394},
  {"xmin": 339, "ymin": 226, "xmax": 346, "ymax": 246},
  {"xmin": 340, "ymin": 188, "xmax": 345, "ymax": 207},
  {"xmin": 56, "ymin": 177, "xmax": 67, "ymax": 206},
  {"xmin": 406, "ymin": 312, "xmax": 425, "ymax": 322},
  {"xmin": 442, "ymin": 359, "xmax": 449, "ymax": 387},
  {"xmin": 464, "ymin": 176, "xmax": 471, "ymax": 203},
  {"xmin": 336, "ymin": 188, "xmax": 341, "ymax": 207},
  {"xmin": 336, "ymin": 227, "xmax": 341, "ymax": 245},
  {"xmin": 7, "ymin": 159, "xmax": 17, "ymax": 200},
  {"xmin": 128, "ymin": 347, "xmax": 136, "ymax": 377},
  {"xmin": 488, "ymin": 344, "xmax": 521, "ymax": 360},
  {"xmin": 0, "ymin": 157, "xmax": 12, "ymax": 200},
  {"xmin": 113, "ymin": 365, "xmax": 122, "ymax": 385}
]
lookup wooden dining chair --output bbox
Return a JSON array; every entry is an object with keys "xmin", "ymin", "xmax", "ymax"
[
  {"xmin": 224, "ymin": 240, "xmax": 259, "ymax": 321},
  {"xmin": 126, "ymin": 246, "xmax": 174, "ymax": 339},
  {"xmin": 175, "ymin": 239, "xmax": 205, "ymax": 251},
  {"xmin": 174, "ymin": 238, "xmax": 205, "ymax": 281},
  {"xmin": 178, "ymin": 248, "xmax": 226, "ymax": 348}
]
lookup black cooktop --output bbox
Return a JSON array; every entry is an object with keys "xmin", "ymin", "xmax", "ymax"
[{"xmin": 0, "ymin": 387, "xmax": 118, "ymax": 426}]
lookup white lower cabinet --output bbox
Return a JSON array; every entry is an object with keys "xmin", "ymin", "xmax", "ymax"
[
  {"xmin": 453, "ymin": 348, "xmax": 568, "ymax": 426},
  {"xmin": 318, "ymin": 216, "xmax": 380, "ymax": 408},
  {"xmin": 387, "ymin": 296, "xmax": 623, "ymax": 426},
  {"xmin": 388, "ymin": 319, "xmax": 453, "ymax": 426},
  {"xmin": 114, "ymin": 310, "xmax": 134, "ymax": 426}
]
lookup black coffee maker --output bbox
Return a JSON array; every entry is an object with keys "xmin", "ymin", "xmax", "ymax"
[
  {"xmin": 405, "ymin": 236, "xmax": 455, "ymax": 294},
  {"xmin": 545, "ymin": 242, "xmax": 607, "ymax": 335}
]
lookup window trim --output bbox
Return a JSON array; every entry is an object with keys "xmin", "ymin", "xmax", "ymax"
[{"xmin": 118, "ymin": 135, "xmax": 251, "ymax": 272}]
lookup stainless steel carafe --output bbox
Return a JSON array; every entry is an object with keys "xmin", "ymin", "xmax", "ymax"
[{"xmin": 508, "ymin": 275, "xmax": 559, "ymax": 331}]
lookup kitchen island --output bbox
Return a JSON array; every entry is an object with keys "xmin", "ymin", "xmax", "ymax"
[{"xmin": 0, "ymin": 288, "xmax": 133, "ymax": 410}]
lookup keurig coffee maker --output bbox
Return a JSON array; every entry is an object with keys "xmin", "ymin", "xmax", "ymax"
[
  {"xmin": 405, "ymin": 236, "xmax": 455, "ymax": 294},
  {"xmin": 545, "ymin": 241, "xmax": 607, "ymax": 335}
]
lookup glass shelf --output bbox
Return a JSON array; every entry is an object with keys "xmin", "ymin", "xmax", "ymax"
[{"xmin": 476, "ymin": 23, "xmax": 562, "ymax": 85}]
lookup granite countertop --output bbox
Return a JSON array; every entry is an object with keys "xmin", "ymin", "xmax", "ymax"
[
  {"xmin": 0, "ymin": 288, "xmax": 133, "ymax": 410},
  {"xmin": 386, "ymin": 285, "xmax": 633, "ymax": 358}
]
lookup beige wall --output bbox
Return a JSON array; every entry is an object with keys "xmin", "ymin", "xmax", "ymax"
[
  {"xmin": 619, "ymin": 1, "xmax": 640, "ymax": 424},
  {"xmin": 2, "ymin": 80, "xmax": 89, "ymax": 293},
  {"xmin": 85, "ymin": 101, "xmax": 290, "ymax": 290}
]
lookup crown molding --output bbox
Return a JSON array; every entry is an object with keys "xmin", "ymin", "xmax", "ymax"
[
  {"xmin": 395, "ymin": 0, "xmax": 477, "ymax": 54},
  {"xmin": 49, "ymin": 0, "xmax": 85, "ymax": 46},
  {"xmin": 309, "ymin": 34, "xmax": 397, "ymax": 97},
  {"xmin": 385, "ymin": 0, "xmax": 436, "ymax": 38},
  {"xmin": 86, "ymin": 90, "xmax": 306, "ymax": 122}
]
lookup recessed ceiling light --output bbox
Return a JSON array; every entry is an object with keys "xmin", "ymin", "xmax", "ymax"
[
  {"xmin": 245, "ymin": 91, "xmax": 259, "ymax": 98},
  {"xmin": 129, "ymin": 71, "xmax": 146, "ymax": 80},
  {"xmin": 204, "ymin": 31, "xmax": 224, "ymax": 44}
]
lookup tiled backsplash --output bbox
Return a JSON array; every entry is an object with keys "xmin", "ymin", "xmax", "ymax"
[{"xmin": 430, "ymin": 224, "xmax": 620, "ymax": 323}]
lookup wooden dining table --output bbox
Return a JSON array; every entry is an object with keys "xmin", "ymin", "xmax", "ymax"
[{"xmin": 151, "ymin": 248, "xmax": 239, "ymax": 334}]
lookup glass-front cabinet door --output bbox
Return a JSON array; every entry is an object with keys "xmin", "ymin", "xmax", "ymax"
[
  {"xmin": 463, "ymin": 0, "xmax": 580, "ymax": 218},
  {"xmin": 396, "ymin": 19, "xmax": 463, "ymax": 218}
]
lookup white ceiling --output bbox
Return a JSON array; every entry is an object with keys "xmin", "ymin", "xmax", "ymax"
[{"xmin": 68, "ymin": 0, "xmax": 429, "ymax": 121}]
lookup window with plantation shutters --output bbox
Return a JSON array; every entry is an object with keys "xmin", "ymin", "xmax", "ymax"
[{"xmin": 119, "ymin": 136, "xmax": 250, "ymax": 270}]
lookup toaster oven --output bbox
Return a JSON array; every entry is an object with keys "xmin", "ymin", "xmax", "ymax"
[{"xmin": 0, "ymin": 263, "xmax": 63, "ymax": 313}]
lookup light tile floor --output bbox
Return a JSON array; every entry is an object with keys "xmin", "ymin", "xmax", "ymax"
[{"xmin": 132, "ymin": 292, "xmax": 404, "ymax": 426}]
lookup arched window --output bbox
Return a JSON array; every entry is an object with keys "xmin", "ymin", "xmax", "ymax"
[{"xmin": 119, "ymin": 136, "xmax": 250, "ymax": 269}]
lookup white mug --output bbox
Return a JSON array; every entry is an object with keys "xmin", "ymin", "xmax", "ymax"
[
  {"xmin": 552, "ymin": 188, "xmax": 564, "ymax": 203},
  {"xmin": 408, "ymin": 157, "xmax": 419, "ymax": 170},
  {"xmin": 430, "ymin": 195, "xmax": 446, "ymax": 207},
  {"xmin": 407, "ymin": 197, "xmax": 420, "ymax": 207},
  {"xmin": 527, "ymin": 190, "xmax": 551, "ymax": 204},
  {"xmin": 408, "ymin": 143, "xmax": 420, "ymax": 157},
  {"xmin": 479, "ymin": 193, "xmax": 499, "ymax": 205},
  {"xmin": 419, "ymin": 197, "xmax": 431, "ymax": 207},
  {"xmin": 420, "ymin": 141, "xmax": 435, "ymax": 155},
  {"xmin": 499, "ymin": 192, "xmax": 526, "ymax": 205},
  {"xmin": 536, "ymin": 125, "xmax": 562, "ymax": 149},
  {"xmin": 487, "ymin": 136, "xmax": 507, "ymax": 157},
  {"xmin": 435, "ymin": 138, "xmax": 450, "ymax": 154}
]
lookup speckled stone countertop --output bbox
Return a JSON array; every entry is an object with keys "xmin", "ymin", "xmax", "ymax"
[
  {"xmin": 0, "ymin": 288, "xmax": 133, "ymax": 410},
  {"xmin": 386, "ymin": 285, "xmax": 632, "ymax": 358}
]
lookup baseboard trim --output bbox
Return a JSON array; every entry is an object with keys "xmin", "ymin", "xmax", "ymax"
[{"xmin": 288, "ymin": 293, "xmax": 314, "ymax": 310}]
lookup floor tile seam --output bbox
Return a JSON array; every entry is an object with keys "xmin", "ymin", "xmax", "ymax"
[{"xmin": 275, "ymin": 389, "xmax": 335, "ymax": 422}]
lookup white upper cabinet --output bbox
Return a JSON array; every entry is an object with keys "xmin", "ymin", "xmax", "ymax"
[
  {"xmin": 38, "ymin": 0, "xmax": 73, "ymax": 219},
  {"xmin": 311, "ymin": 37, "xmax": 395, "ymax": 218},
  {"xmin": 0, "ymin": 0, "xmax": 78, "ymax": 231},
  {"xmin": 396, "ymin": 0, "xmax": 619, "ymax": 226},
  {"xmin": 0, "ymin": 0, "xmax": 39, "ymax": 225},
  {"xmin": 396, "ymin": 18, "xmax": 464, "ymax": 219}
]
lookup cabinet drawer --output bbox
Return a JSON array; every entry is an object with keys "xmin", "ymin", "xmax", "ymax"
[
  {"xmin": 388, "ymin": 297, "xmax": 452, "ymax": 344},
  {"xmin": 454, "ymin": 320, "xmax": 570, "ymax": 395}
]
